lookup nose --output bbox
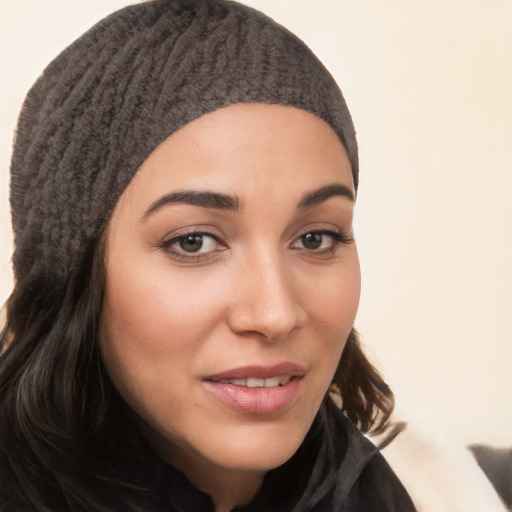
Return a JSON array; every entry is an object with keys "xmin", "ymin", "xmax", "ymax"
[{"xmin": 227, "ymin": 251, "xmax": 307, "ymax": 341}]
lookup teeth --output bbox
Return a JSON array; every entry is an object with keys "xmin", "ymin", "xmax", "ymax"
[
  {"xmin": 247, "ymin": 378, "xmax": 265, "ymax": 388},
  {"xmin": 217, "ymin": 376, "xmax": 292, "ymax": 388},
  {"xmin": 263, "ymin": 377, "xmax": 280, "ymax": 388},
  {"xmin": 278, "ymin": 375, "xmax": 292, "ymax": 386}
]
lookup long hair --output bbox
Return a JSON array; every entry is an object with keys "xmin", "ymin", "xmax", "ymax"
[
  {"xmin": 333, "ymin": 329, "xmax": 394, "ymax": 435},
  {"xmin": 0, "ymin": 225, "xmax": 394, "ymax": 509},
  {"xmin": 0, "ymin": 233, "xmax": 113, "ymax": 511}
]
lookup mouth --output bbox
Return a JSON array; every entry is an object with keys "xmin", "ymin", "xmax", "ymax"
[
  {"xmin": 215, "ymin": 376, "xmax": 292, "ymax": 388},
  {"xmin": 203, "ymin": 363, "xmax": 305, "ymax": 414},
  {"xmin": 205, "ymin": 362, "xmax": 306, "ymax": 383}
]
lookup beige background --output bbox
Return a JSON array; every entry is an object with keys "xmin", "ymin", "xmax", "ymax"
[{"xmin": 1, "ymin": 0, "xmax": 511, "ymax": 447}]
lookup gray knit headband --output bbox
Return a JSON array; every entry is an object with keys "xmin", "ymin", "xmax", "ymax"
[{"xmin": 10, "ymin": 0, "xmax": 358, "ymax": 292}]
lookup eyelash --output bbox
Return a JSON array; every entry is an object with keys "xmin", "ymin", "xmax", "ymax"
[
  {"xmin": 160, "ymin": 231, "xmax": 225, "ymax": 261},
  {"xmin": 160, "ymin": 229, "xmax": 353, "ymax": 262},
  {"xmin": 292, "ymin": 230, "xmax": 354, "ymax": 253}
]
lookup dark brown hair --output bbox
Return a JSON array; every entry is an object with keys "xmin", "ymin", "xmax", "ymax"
[
  {"xmin": 334, "ymin": 329, "xmax": 394, "ymax": 435},
  {"xmin": 0, "ymin": 234, "xmax": 112, "ymax": 510}
]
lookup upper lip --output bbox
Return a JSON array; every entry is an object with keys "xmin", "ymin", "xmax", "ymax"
[{"xmin": 205, "ymin": 363, "xmax": 306, "ymax": 382}]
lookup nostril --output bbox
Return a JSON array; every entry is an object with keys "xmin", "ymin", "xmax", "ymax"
[
  {"xmin": 226, "ymin": 258, "xmax": 308, "ymax": 339},
  {"xmin": 227, "ymin": 300, "xmax": 307, "ymax": 341}
]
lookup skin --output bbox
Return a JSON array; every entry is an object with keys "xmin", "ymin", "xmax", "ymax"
[{"xmin": 99, "ymin": 103, "xmax": 360, "ymax": 512}]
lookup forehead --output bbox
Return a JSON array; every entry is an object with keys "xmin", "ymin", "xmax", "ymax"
[{"xmin": 117, "ymin": 103, "xmax": 354, "ymax": 211}]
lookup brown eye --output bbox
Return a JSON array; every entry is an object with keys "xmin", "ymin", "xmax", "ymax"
[
  {"xmin": 301, "ymin": 232, "xmax": 323, "ymax": 250},
  {"xmin": 179, "ymin": 235, "xmax": 205, "ymax": 253},
  {"xmin": 292, "ymin": 230, "xmax": 350, "ymax": 253},
  {"xmin": 163, "ymin": 232, "xmax": 222, "ymax": 258}
]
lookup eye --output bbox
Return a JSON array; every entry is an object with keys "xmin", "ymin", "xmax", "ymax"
[
  {"xmin": 297, "ymin": 232, "xmax": 330, "ymax": 251},
  {"xmin": 292, "ymin": 230, "xmax": 353, "ymax": 252},
  {"xmin": 162, "ymin": 232, "xmax": 223, "ymax": 258}
]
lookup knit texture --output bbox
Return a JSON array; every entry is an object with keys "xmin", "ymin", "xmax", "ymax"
[{"xmin": 10, "ymin": 0, "xmax": 358, "ymax": 291}]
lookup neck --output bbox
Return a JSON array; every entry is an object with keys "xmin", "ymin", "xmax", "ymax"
[
  {"xmin": 139, "ymin": 422, "xmax": 265, "ymax": 512},
  {"xmin": 184, "ymin": 462, "xmax": 264, "ymax": 512}
]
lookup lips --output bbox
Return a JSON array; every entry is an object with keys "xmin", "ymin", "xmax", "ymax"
[
  {"xmin": 203, "ymin": 363, "xmax": 305, "ymax": 414},
  {"xmin": 205, "ymin": 362, "xmax": 306, "ymax": 382}
]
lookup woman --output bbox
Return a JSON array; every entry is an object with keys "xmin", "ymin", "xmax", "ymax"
[{"xmin": 0, "ymin": 1, "xmax": 416, "ymax": 510}]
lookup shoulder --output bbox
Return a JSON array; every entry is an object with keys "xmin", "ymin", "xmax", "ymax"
[
  {"xmin": 344, "ymin": 449, "xmax": 417, "ymax": 511},
  {"xmin": 320, "ymin": 402, "xmax": 417, "ymax": 512}
]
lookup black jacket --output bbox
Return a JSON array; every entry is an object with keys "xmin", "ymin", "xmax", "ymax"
[
  {"xmin": 0, "ymin": 399, "xmax": 416, "ymax": 511},
  {"xmin": 95, "ymin": 399, "xmax": 416, "ymax": 512}
]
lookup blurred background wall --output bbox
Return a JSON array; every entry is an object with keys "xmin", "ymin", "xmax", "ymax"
[{"xmin": 1, "ymin": 0, "xmax": 511, "ymax": 447}]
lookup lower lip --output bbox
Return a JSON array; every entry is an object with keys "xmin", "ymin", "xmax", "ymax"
[{"xmin": 203, "ymin": 378, "xmax": 302, "ymax": 414}]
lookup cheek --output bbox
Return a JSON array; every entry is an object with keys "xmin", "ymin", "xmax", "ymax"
[
  {"xmin": 296, "ymin": 253, "xmax": 361, "ymax": 392},
  {"xmin": 102, "ymin": 261, "xmax": 223, "ymax": 350},
  {"xmin": 98, "ymin": 255, "xmax": 232, "ymax": 402},
  {"xmin": 313, "ymin": 260, "xmax": 360, "ymax": 368},
  {"xmin": 300, "ymin": 255, "xmax": 361, "ymax": 336}
]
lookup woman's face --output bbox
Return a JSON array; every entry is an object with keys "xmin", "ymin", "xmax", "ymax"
[{"xmin": 100, "ymin": 103, "xmax": 360, "ymax": 478}]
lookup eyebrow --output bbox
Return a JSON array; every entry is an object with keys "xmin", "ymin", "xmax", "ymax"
[
  {"xmin": 142, "ymin": 182, "xmax": 354, "ymax": 220},
  {"xmin": 297, "ymin": 183, "xmax": 355, "ymax": 210},
  {"xmin": 143, "ymin": 190, "xmax": 241, "ymax": 219}
]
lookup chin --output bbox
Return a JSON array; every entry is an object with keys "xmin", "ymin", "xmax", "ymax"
[{"xmin": 196, "ymin": 416, "xmax": 314, "ymax": 473}]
